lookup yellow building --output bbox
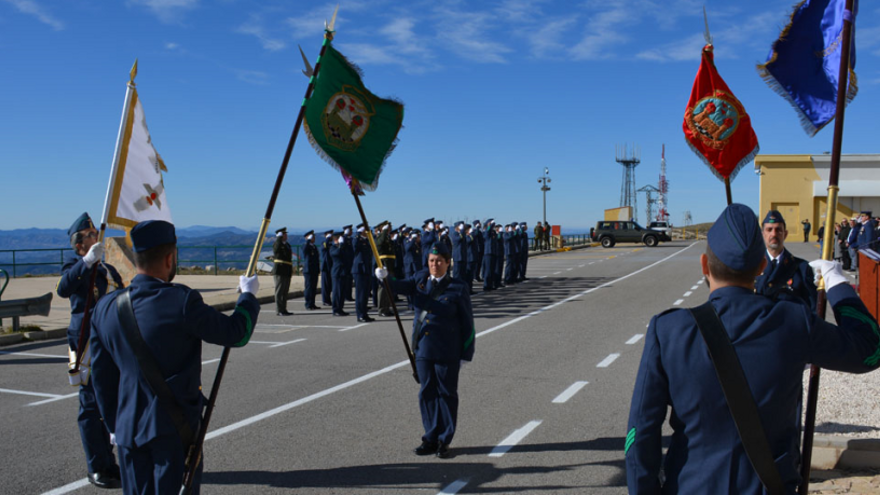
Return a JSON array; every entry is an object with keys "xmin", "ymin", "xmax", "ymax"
[{"xmin": 754, "ymin": 154, "xmax": 880, "ymax": 238}]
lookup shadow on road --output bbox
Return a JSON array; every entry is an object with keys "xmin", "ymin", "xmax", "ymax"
[{"xmin": 471, "ymin": 276, "xmax": 615, "ymax": 320}]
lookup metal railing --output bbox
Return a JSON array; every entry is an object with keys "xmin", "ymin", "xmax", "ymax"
[
  {"xmin": 530, "ymin": 234, "xmax": 592, "ymax": 251},
  {"xmin": 0, "ymin": 248, "xmax": 74, "ymax": 278},
  {"xmin": 175, "ymin": 244, "xmax": 303, "ymax": 275}
]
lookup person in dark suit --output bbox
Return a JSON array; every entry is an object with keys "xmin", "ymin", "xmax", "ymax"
[
  {"xmin": 837, "ymin": 220, "xmax": 851, "ymax": 269},
  {"xmin": 626, "ymin": 204, "xmax": 879, "ymax": 494},
  {"xmin": 329, "ymin": 233, "xmax": 349, "ymax": 316},
  {"xmin": 89, "ymin": 220, "xmax": 260, "ymax": 495},
  {"xmin": 503, "ymin": 224, "xmax": 519, "ymax": 285},
  {"xmin": 376, "ymin": 241, "xmax": 475, "ymax": 459},
  {"xmin": 471, "ymin": 220, "xmax": 484, "ymax": 281},
  {"xmin": 465, "ymin": 224, "xmax": 479, "ymax": 294},
  {"xmin": 341, "ymin": 225, "xmax": 355, "ymax": 302},
  {"xmin": 404, "ymin": 229, "xmax": 422, "ymax": 310},
  {"xmin": 847, "ymin": 217, "xmax": 861, "ymax": 271},
  {"xmin": 754, "ymin": 210, "xmax": 817, "ymax": 310},
  {"xmin": 57, "ymin": 212, "xmax": 124, "ymax": 489},
  {"xmin": 518, "ymin": 222, "xmax": 529, "ymax": 281},
  {"xmin": 451, "ymin": 221, "xmax": 468, "ymax": 282},
  {"xmin": 352, "ymin": 224, "xmax": 374, "ymax": 322},
  {"xmin": 394, "ymin": 225, "xmax": 407, "ymax": 280},
  {"xmin": 301, "ymin": 230, "xmax": 320, "ymax": 310},
  {"xmin": 320, "ymin": 230, "xmax": 334, "ymax": 307},
  {"xmin": 856, "ymin": 210, "xmax": 878, "ymax": 256},
  {"xmin": 481, "ymin": 219, "xmax": 496, "ymax": 291},
  {"xmin": 271, "ymin": 227, "xmax": 293, "ymax": 316},
  {"xmin": 421, "ymin": 218, "xmax": 437, "ymax": 268},
  {"xmin": 493, "ymin": 223, "xmax": 505, "ymax": 288},
  {"xmin": 801, "ymin": 218, "xmax": 811, "ymax": 242}
]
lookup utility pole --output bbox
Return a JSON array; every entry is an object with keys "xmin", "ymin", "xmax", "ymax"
[{"xmin": 538, "ymin": 167, "xmax": 551, "ymax": 225}]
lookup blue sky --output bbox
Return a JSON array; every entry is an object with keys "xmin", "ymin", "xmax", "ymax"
[{"xmin": 2, "ymin": 0, "xmax": 879, "ymax": 232}]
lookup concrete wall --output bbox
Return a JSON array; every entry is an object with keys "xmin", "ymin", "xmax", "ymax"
[{"xmin": 755, "ymin": 154, "xmax": 880, "ymax": 236}]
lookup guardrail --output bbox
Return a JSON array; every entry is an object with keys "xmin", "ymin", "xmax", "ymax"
[{"xmin": 175, "ymin": 244, "xmax": 303, "ymax": 275}]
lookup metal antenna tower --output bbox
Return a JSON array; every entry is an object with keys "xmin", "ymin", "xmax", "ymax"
[
  {"xmin": 616, "ymin": 144, "xmax": 640, "ymax": 219},
  {"xmin": 657, "ymin": 144, "xmax": 670, "ymax": 222},
  {"xmin": 638, "ymin": 184, "xmax": 660, "ymax": 225}
]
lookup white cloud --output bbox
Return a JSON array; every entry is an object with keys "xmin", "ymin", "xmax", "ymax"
[
  {"xmin": 128, "ymin": 0, "xmax": 198, "ymax": 24},
  {"xmin": 234, "ymin": 69, "xmax": 269, "ymax": 85},
  {"xmin": 433, "ymin": 7, "xmax": 513, "ymax": 63},
  {"xmin": 165, "ymin": 42, "xmax": 179, "ymax": 50},
  {"xmin": 2, "ymin": 0, "xmax": 63, "ymax": 30},
  {"xmin": 524, "ymin": 17, "xmax": 578, "ymax": 58},
  {"xmin": 237, "ymin": 14, "xmax": 286, "ymax": 51},
  {"xmin": 636, "ymin": 32, "xmax": 704, "ymax": 62}
]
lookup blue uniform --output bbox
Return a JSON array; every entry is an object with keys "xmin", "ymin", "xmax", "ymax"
[
  {"xmin": 451, "ymin": 230, "xmax": 468, "ymax": 281},
  {"xmin": 518, "ymin": 229, "xmax": 529, "ymax": 281},
  {"xmin": 57, "ymin": 257, "xmax": 124, "ymax": 477},
  {"xmin": 389, "ymin": 270, "xmax": 475, "ymax": 446},
  {"xmin": 90, "ymin": 274, "xmax": 259, "ymax": 495},
  {"xmin": 351, "ymin": 235, "xmax": 372, "ymax": 319},
  {"xmin": 342, "ymin": 235, "xmax": 354, "ymax": 301},
  {"xmin": 421, "ymin": 230, "xmax": 437, "ymax": 269},
  {"xmin": 482, "ymin": 228, "xmax": 497, "ymax": 290},
  {"xmin": 754, "ymin": 249, "xmax": 817, "ymax": 311},
  {"xmin": 302, "ymin": 241, "xmax": 320, "ymax": 309},
  {"xmin": 493, "ymin": 230, "xmax": 504, "ymax": 287},
  {"xmin": 466, "ymin": 233, "xmax": 479, "ymax": 292},
  {"xmin": 626, "ymin": 284, "xmax": 880, "ymax": 494},
  {"xmin": 320, "ymin": 237, "xmax": 333, "ymax": 306},
  {"xmin": 503, "ymin": 231, "xmax": 519, "ymax": 284},
  {"xmin": 857, "ymin": 219, "xmax": 878, "ymax": 252},
  {"xmin": 329, "ymin": 243, "xmax": 346, "ymax": 314},
  {"xmin": 472, "ymin": 229, "xmax": 485, "ymax": 282}
]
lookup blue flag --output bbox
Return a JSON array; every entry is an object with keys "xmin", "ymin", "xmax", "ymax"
[{"xmin": 757, "ymin": 0, "xmax": 858, "ymax": 136}]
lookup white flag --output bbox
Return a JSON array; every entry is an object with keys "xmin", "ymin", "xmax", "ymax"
[{"xmin": 106, "ymin": 89, "xmax": 172, "ymax": 229}]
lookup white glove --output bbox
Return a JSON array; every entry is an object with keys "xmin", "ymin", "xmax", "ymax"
[
  {"xmin": 375, "ymin": 267, "xmax": 388, "ymax": 280},
  {"xmin": 239, "ymin": 274, "xmax": 260, "ymax": 295},
  {"xmin": 338, "ymin": 235, "xmax": 345, "ymax": 244},
  {"xmin": 82, "ymin": 242, "xmax": 103, "ymax": 268},
  {"xmin": 109, "ymin": 433, "xmax": 117, "ymax": 446},
  {"xmin": 809, "ymin": 259, "xmax": 848, "ymax": 290}
]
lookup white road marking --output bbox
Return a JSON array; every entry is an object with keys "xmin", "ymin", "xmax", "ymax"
[
  {"xmin": 43, "ymin": 242, "xmax": 699, "ymax": 495},
  {"xmin": 578, "ymin": 264, "xmax": 585, "ymax": 268},
  {"xmin": 0, "ymin": 351, "xmax": 67, "ymax": 359},
  {"xmin": 553, "ymin": 272, "xmax": 562, "ymax": 275},
  {"xmin": 27, "ymin": 393, "xmax": 80, "ymax": 407},
  {"xmin": 489, "ymin": 420, "xmax": 543, "ymax": 457},
  {"xmin": 539, "ymin": 276, "xmax": 547, "ymax": 279},
  {"xmin": 588, "ymin": 262, "xmax": 594, "ymax": 265},
  {"xmin": 673, "ymin": 299, "xmax": 684, "ymax": 306},
  {"xmin": 626, "ymin": 334, "xmax": 644, "ymax": 345},
  {"xmin": 691, "ymin": 285, "xmax": 699, "ymax": 290},
  {"xmin": 566, "ymin": 268, "xmax": 573, "ymax": 271},
  {"xmin": 270, "ymin": 338, "xmax": 307, "ymax": 348},
  {"xmin": 596, "ymin": 354, "xmax": 620, "ymax": 368},
  {"xmin": 0, "ymin": 387, "xmax": 63, "ymax": 399},
  {"xmin": 683, "ymin": 291, "xmax": 692, "ymax": 297},
  {"xmin": 248, "ymin": 340, "xmax": 282, "ymax": 345},
  {"xmin": 202, "ymin": 358, "xmax": 221, "ymax": 365},
  {"xmin": 438, "ymin": 479, "xmax": 469, "ymax": 495},
  {"xmin": 552, "ymin": 381, "xmax": 588, "ymax": 403},
  {"xmin": 338, "ymin": 323, "xmax": 368, "ymax": 332}
]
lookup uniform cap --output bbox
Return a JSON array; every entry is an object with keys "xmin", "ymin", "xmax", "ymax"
[
  {"xmin": 423, "ymin": 217, "xmax": 434, "ymax": 225},
  {"xmin": 708, "ymin": 204, "xmax": 764, "ymax": 272},
  {"xmin": 342, "ymin": 224, "xmax": 352, "ymax": 230},
  {"xmin": 762, "ymin": 210, "xmax": 785, "ymax": 227},
  {"xmin": 131, "ymin": 220, "xmax": 177, "ymax": 253},
  {"xmin": 464, "ymin": 223, "xmax": 472, "ymax": 230},
  {"xmin": 304, "ymin": 230, "xmax": 314, "ymax": 237},
  {"xmin": 429, "ymin": 241, "xmax": 450, "ymax": 257},
  {"xmin": 275, "ymin": 227, "xmax": 287, "ymax": 234},
  {"xmin": 324, "ymin": 229, "xmax": 334, "ymax": 236},
  {"xmin": 485, "ymin": 218, "xmax": 494, "ymax": 224},
  {"xmin": 68, "ymin": 212, "xmax": 95, "ymax": 238},
  {"xmin": 861, "ymin": 210, "xmax": 873, "ymax": 217}
]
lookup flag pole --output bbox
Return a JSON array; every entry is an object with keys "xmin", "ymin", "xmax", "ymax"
[
  {"xmin": 704, "ymin": 7, "xmax": 733, "ymax": 207},
  {"xmin": 69, "ymin": 60, "xmax": 139, "ymax": 383},
  {"xmin": 724, "ymin": 178, "xmax": 732, "ymax": 205},
  {"xmin": 349, "ymin": 188, "xmax": 420, "ymax": 383},
  {"xmin": 180, "ymin": 8, "xmax": 339, "ymax": 494},
  {"xmin": 799, "ymin": 1, "xmax": 854, "ymax": 492}
]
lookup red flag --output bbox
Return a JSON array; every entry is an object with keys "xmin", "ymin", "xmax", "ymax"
[{"xmin": 683, "ymin": 45, "xmax": 759, "ymax": 182}]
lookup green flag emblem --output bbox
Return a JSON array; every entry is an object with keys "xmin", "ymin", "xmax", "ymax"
[{"xmin": 304, "ymin": 44, "xmax": 404, "ymax": 191}]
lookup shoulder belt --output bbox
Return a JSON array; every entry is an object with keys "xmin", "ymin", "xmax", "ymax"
[
  {"xmin": 688, "ymin": 302, "xmax": 785, "ymax": 495},
  {"xmin": 116, "ymin": 289, "xmax": 195, "ymax": 450}
]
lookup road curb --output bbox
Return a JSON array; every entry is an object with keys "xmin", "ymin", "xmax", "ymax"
[
  {"xmin": 812, "ymin": 435, "xmax": 880, "ymax": 470},
  {"xmin": 0, "ymin": 333, "xmax": 24, "ymax": 346}
]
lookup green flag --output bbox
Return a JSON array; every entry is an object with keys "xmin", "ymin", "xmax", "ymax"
[{"xmin": 304, "ymin": 44, "xmax": 404, "ymax": 191}]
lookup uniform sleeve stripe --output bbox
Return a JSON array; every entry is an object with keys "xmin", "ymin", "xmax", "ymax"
[
  {"xmin": 233, "ymin": 306, "xmax": 254, "ymax": 347},
  {"xmin": 840, "ymin": 306, "xmax": 880, "ymax": 366},
  {"xmin": 625, "ymin": 427, "xmax": 636, "ymax": 455},
  {"xmin": 464, "ymin": 325, "xmax": 475, "ymax": 350}
]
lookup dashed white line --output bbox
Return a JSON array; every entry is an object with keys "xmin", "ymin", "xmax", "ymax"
[
  {"xmin": 596, "ymin": 354, "xmax": 620, "ymax": 368},
  {"xmin": 202, "ymin": 358, "xmax": 221, "ymax": 365},
  {"xmin": 437, "ymin": 479, "xmax": 469, "ymax": 495},
  {"xmin": 578, "ymin": 264, "xmax": 585, "ymax": 268},
  {"xmin": 41, "ymin": 479, "xmax": 91, "ymax": 495},
  {"xmin": 489, "ymin": 420, "xmax": 543, "ymax": 457},
  {"xmin": 552, "ymin": 381, "xmax": 588, "ymax": 403},
  {"xmin": 566, "ymin": 268, "xmax": 573, "ymax": 271},
  {"xmin": 690, "ymin": 285, "xmax": 699, "ymax": 290},
  {"xmin": 673, "ymin": 299, "xmax": 684, "ymax": 306},
  {"xmin": 626, "ymin": 334, "xmax": 644, "ymax": 345},
  {"xmin": 683, "ymin": 291, "xmax": 692, "ymax": 297},
  {"xmin": 552, "ymin": 271, "xmax": 562, "ymax": 275},
  {"xmin": 539, "ymin": 276, "xmax": 547, "ymax": 279},
  {"xmin": 338, "ymin": 323, "xmax": 369, "ymax": 333},
  {"xmin": 27, "ymin": 392, "xmax": 80, "ymax": 407},
  {"xmin": 270, "ymin": 338, "xmax": 307, "ymax": 348},
  {"xmin": 248, "ymin": 340, "xmax": 282, "ymax": 345}
]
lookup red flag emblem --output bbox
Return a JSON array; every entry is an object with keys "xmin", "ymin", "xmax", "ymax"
[{"xmin": 683, "ymin": 45, "xmax": 759, "ymax": 181}]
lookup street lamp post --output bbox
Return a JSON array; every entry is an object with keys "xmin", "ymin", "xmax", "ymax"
[{"xmin": 538, "ymin": 167, "xmax": 551, "ymax": 226}]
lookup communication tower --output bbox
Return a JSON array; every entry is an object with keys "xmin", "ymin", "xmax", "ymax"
[
  {"xmin": 657, "ymin": 145, "xmax": 670, "ymax": 222},
  {"xmin": 616, "ymin": 144, "xmax": 640, "ymax": 218},
  {"xmin": 638, "ymin": 185, "xmax": 660, "ymax": 224}
]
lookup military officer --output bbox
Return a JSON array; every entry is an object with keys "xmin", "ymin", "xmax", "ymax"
[
  {"xmin": 755, "ymin": 210, "xmax": 817, "ymax": 310},
  {"xmin": 440, "ymin": 224, "xmax": 453, "ymax": 254},
  {"xmin": 271, "ymin": 227, "xmax": 293, "ymax": 316},
  {"xmin": 342, "ymin": 225, "xmax": 355, "ymax": 302},
  {"xmin": 471, "ymin": 220, "xmax": 484, "ymax": 282},
  {"xmin": 329, "ymin": 233, "xmax": 349, "ymax": 316},
  {"xmin": 394, "ymin": 225, "xmax": 407, "ymax": 280},
  {"xmin": 481, "ymin": 219, "xmax": 497, "ymax": 291},
  {"xmin": 376, "ymin": 221, "xmax": 396, "ymax": 317},
  {"xmin": 856, "ymin": 210, "xmax": 878, "ymax": 257},
  {"xmin": 404, "ymin": 229, "xmax": 422, "ymax": 310},
  {"xmin": 534, "ymin": 221, "xmax": 544, "ymax": 250},
  {"xmin": 451, "ymin": 221, "xmax": 468, "ymax": 282},
  {"xmin": 421, "ymin": 218, "xmax": 437, "ymax": 268},
  {"xmin": 625, "ymin": 204, "xmax": 880, "ymax": 494},
  {"xmin": 301, "ymin": 230, "xmax": 320, "ymax": 310},
  {"xmin": 90, "ymin": 220, "xmax": 259, "ymax": 495},
  {"xmin": 493, "ymin": 223, "xmax": 505, "ymax": 288},
  {"xmin": 519, "ymin": 222, "xmax": 529, "ymax": 281},
  {"xmin": 465, "ymin": 224, "xmax": 479, "ymax": 294},
  {"xmin": 56, "ymin": 212, "xmax": 123, "ymax": 489},
  {"xmin": 352, "ymin": 224, "xmax": 375, "ymax": 322},
  {"xmin": 375, "ymin": 241, "xmax": 475, "ymax": 459},
  {"xmin": 320, "ymin": 230, "xmax": 334, "ymax": 307},
  {"xmin": 503, "ymin": 223, "xmax": 519, "ymax": 285}
]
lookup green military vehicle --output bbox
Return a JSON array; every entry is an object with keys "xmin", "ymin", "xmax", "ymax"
[{"xmin": 591, "ymin": 220, "xmax": 670, "ymax": 248}]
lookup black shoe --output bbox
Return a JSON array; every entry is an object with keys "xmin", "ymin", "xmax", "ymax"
[
  {"xmin": 333, "ymin": 311, "xmax": 350, "ymax": 317},
  {"xmin": 346, "ymin": 298, "xmax": 355, "ymax": 302},
  {"xmin": 378, "ymin": 311, "xmax": 394, "ymax": 317},
  {"xmin": 436, "ymin": 443, "xmax": 450, "ymax": 458},
  {"xmin": 358, "ymin": 316, "xmax": 375, "ymax": 322},
  {"xmin": 306, "ymin": 306, "xmax": 319, "ymax": 310},
  {"xmin": 88, "ymin": 470, "xmax": 122, "ymax": 489},
  {"xmin": 414, "ymin": 441, "xmax": 438, "ymax": 456},
  {"xmin": 277, "ymin": 311, "xmax": 293, "ymax": 316}
]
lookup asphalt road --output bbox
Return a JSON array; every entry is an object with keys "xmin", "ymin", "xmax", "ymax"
[{"xmin": 1, "ymin": 241, "xmax": 706, "ymax": 494}]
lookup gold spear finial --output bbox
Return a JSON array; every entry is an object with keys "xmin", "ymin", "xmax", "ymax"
[
  {"xmin": 130, "ymin": 59, "xmax": 138, "ymax": 84},
  {"xmin": 325, "ymin": 4, "xmax": 339, "ymax": 39},
  {"xmin": 702, "ymin": 5, "xmax": 713, "ymax": 46}
]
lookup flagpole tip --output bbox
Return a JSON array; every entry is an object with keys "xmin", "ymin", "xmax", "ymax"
[
  {"xmin": 325, "ymin": 5, "xmax": 339, "ymax": 39},
  {"xmin": 130, "ymin": 59, "xmax": 138, "ymax": 84}
]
